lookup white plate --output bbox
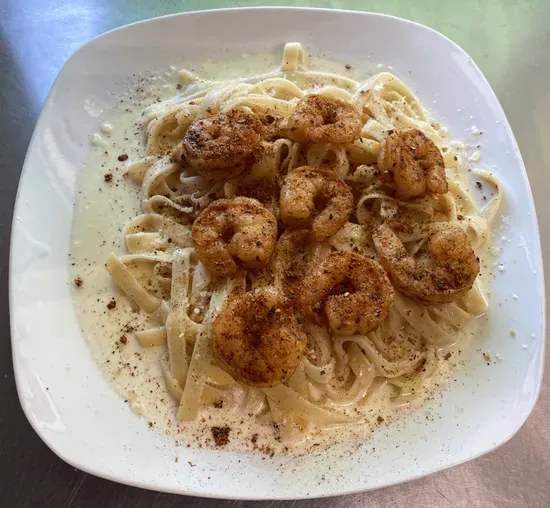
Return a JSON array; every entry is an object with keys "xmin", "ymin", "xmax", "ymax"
[{"xmin": 10, "ymin": 7, "xmax": 545, "ymax": 500}]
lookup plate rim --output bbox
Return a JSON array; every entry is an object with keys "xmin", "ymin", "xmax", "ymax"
[{"xmin": 10, "ymin": 6, "xmax": 546, "ymax": 500}]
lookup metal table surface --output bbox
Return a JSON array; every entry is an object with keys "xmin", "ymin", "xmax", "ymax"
[{"xmin": 1, "ymin": 1, "xmax": 549, "ymax": 507}]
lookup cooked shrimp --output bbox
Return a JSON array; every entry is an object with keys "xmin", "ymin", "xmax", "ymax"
[
  {"xmin": 285, "ymin": 94, "xmax": 362, "ymax": 143},
  {"xmin": 181, "ymin": 109, "xmax": 264, "ymax": 180},
  {"xmin": 378, "ymin": 129, "xmax": 448, "ymax": 200},
  {"xmin": 298, "ymin": 251, "xmax": 394, "ymax": 335},
  {"xmin": 192, "ymin": 197, "xmax": 277, "ymax": 277},
  {"xmin": 372, "ymin": 224, "xmax": 479, "ymax": 304},
  {"xmin": 280, "ymin": 166, "xmax": 353, "ymax": 242},
  {"xmin": 213, "ymin": 287, "xmax": 307, "ymax": 386}
]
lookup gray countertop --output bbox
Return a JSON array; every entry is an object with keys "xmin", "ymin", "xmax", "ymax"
[{"xmin": 1, "ymin": 1, "xmax": 549, "ymax": 506}]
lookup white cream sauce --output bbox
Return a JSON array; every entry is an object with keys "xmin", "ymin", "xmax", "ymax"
[{"xmin": 69, "ymin": 49, "xmax": 484, "ymax": 454}]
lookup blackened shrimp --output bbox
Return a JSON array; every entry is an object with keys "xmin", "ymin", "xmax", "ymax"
[
  {"xmin": 372, "ymin": 224, "xmax": 479, "ymax": 304},
  {"xmin": 298, "ymin": 251, "xmax": 394, "ymax": 335},
  {"xmin": 181, "ymin": 109, "xmax": 264, "ymax": 180},
  {"xmin": 280, "ymin": 166, "xmax": 353, "ymax": 242},
  {"xmin": 378, "ymin": 129, "xmax": 448, "ymax": 200},
  {"xmin": 213, "ymin": 287, "xmax": 307, "ymax": 387},
  {"xmin": 285, "ymin": 95, "xmax": 362, "ymax": 143},
  {"xmin": 192, "ymin": 197, "xmax": 277, "ymax": 277}
]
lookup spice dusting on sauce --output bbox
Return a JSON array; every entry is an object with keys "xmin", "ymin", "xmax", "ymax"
[{"xmin": 212, "ymin": 426, "xmax": 231, "ymax": 446}]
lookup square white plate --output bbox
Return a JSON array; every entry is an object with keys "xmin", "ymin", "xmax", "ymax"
[{"xmin": 10, "ymin": 7, "xmax": 545, "ymax": 500}]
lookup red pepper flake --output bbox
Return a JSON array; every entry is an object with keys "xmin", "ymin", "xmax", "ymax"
[
  {"xmin": 104, "ymin": 173, "xmax": 113, "ymax": 182},
  {"xmin": 377, "ymin": 416, "xmax": 384, "ymax": 424},
  {"xmin": 117, "ymin": 154, "xmax": 129, "ymax": 162},
  {"xmin": 119, "ymin": 335, "xmax": 128, "ymax": 345},
  {"xmin": 475, "ymin": 181, "xmax": 483, "ymax": 190},
  {"xmin": 74, "ymin": 277, "xmax": 83, "ymax": 288},
  {"xmin": 106, "ymin": 299, "xmax": 116, "ymax": 310}
]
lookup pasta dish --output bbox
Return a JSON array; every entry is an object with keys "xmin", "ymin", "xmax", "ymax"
[{"xmin": 72, "ymin": 43, "xmax": 501, "ymax": 450}]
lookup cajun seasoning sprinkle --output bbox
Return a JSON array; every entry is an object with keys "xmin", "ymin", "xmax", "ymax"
[
  {"xmin": 74, "ymin": 277, "xmax": 83, "ymax": 288},
  {"xmin": 117, "ymin": 154, "xmax": 129, "ymax": 162},
  {"xmin": 104, "ymin": 173, "xmax": 113, "ymax": 182},
  {"xmin": 107, "ymin": 299, "xmax": 116, "ymax": 310},
  {"xmin": 119, "ymin": 335, "xmax": 128, "ymax": 345},
  {"xmin": 211, "ymin": 426, "xmax": 231, "ymax": 446}
]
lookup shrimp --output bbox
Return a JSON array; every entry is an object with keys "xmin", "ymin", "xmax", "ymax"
[
  {"xmin": 181, "ymin": 109, "xmax": 264, "ymax": 180},
  {"xmin": 285, "ymin": 95, "xmax": 362, "ymax": 143},
  {"xmin": 378, "ymin": 129, "xmax": 448, "ymax": 200},
  {"xmin": 280, "ymin": 166, "xmax": 353, "ymax": 242},
  {"xmin": 372, "ymin": 224, "xmax": 479, "ymax": 304},
  {"xmin": 298, "ymin": 251, "xmax": 394, "ymax": 335},
  {"xmin": 192, "ymin": 197, "xmax": 277, "ymax": 277},
  {"xmin": 213, "ymin": 287, "xmax": 307, "ymax": 386}
]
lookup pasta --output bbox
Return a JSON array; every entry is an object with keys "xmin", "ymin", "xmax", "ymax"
[{"xmin": 101, "ymin": 43, "xmax": 501, "ymax": 444}]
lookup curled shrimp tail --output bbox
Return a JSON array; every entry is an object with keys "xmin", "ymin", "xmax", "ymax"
[
  {"xmin": 280, "ymin": 166, "xmax": 353, "ymax": 242},
  {"xmin": 372, "ymin": 224, "xmax": 479, "ymax": 304},
  {"xmin": 213, "ymin": 287, "xmax": 307, "ymax": 386},
  {"xmin": 378, "ymin": 129, "xmax": 448, "ymax": 201},
  {"xmin": 192, "ymin": 197, "xmax": 277, "ymax": 277},
  {"xmin": 181, "ymin": 108, "xmax": 265, "ymax": 180},
  {"xmin": 298, "ymin": 251, "xmax": 394, "ymax": 335},
  {"xmin": 285, "ymin": 94, "xmax": 362, "ymax": 143}
]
